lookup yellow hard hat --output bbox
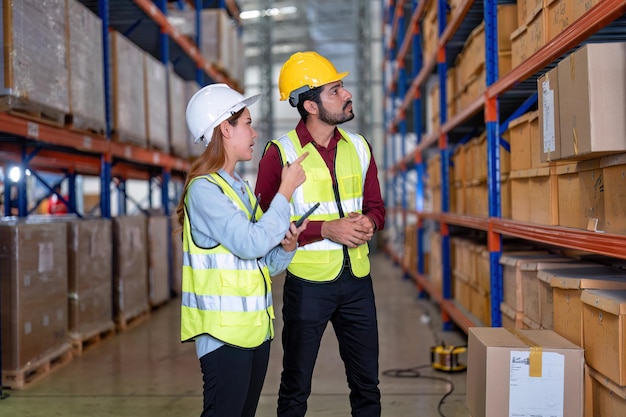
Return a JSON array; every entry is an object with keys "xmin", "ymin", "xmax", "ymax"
[{"xmin": 278, "ymin": 51, "xmax": 349, "ymax": 106}]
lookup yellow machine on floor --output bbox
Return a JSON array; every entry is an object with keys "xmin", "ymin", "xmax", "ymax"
[{"xmin": 430, "ymin": 345, "xmax": 467, "ymax": 372}]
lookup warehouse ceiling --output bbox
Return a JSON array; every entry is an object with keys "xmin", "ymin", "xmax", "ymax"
[{"xmin": 236, "ymin": 0, "xmax": 362, "ymax": 66}]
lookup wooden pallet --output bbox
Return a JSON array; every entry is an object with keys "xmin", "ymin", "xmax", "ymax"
[
  {"xmin": 115, "ymin": 308, "xmax": 151, "ymax": 332},
  {"xmin": 65, "ymin": 114, "xmax": 106, "ymax": 136},
  {"xmin": 69, "ymin": 322, "xmax": 116, "ymax": 357},
  {"xmin": 1, "ymin": 343, "xmax": 73, "ymax": 390},
  {"xmin": 0, "ymin": 96, "xmax": 67, "ymax": 128}
]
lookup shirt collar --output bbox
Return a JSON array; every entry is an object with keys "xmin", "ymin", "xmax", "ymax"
[{"xmin": 295, "ymin": 120, "xmax": 346, "ymax": 149}]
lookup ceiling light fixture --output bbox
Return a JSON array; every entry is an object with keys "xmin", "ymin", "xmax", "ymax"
[{"xmin": 240, "ymin": 6, "xmax": 297, "ymax": 20}]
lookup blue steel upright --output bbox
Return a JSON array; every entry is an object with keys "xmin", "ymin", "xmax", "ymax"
[
  {"xmin": 437, "ymin": 0, "xmax": 452, "ymax": 330},
  {"xmin": 484, "ymin": 0, "xmax": 503, "ymax": 327}
]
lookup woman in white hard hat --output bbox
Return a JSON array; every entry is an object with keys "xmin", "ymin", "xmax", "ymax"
[{"xmin": 175, "ymin": 83, "xmax": 309, "ymax": 417}]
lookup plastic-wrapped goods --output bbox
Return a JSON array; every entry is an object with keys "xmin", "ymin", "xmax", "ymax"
[
  {"xmin": 0, "ymin": 0, "xmax": 69, "ymax": 124},
  {"xmin": 109, "ymin": 31, "xmax": 147, "ymax": 147},
  {"xmin": 112, "ymin": 216, "xmax": 149, "ymax": 329},
  {"xmin": 67, "ymin": 218, "xmax": 114, "ymax": 337},
  {"xmin": 148, "ymin": 216, "xmax": 170, "ymax": 307},
  {"xmin": 0, "ymin": 220, "xmax": 69, "ymax": 372},
  {"xmin": 184, "ymin": 79, "xmax": 203, "ymax": 158},
  {"xmin": 66, "ymin": 0, "xmax": 106, "ymax": 134},
  {"xmin": 168, "ymin": 68, "xmax": 190, "ymax": 159},
  {"xmin": 144, "ymin": 53, "xmax": 169, "ymax": 152}
]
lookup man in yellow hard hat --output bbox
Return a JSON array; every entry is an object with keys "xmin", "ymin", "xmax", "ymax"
[{"xmin": 256, "ymin": 51, "xmax": 385, "ymax": 417}]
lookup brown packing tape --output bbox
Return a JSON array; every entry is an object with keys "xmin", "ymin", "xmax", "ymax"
[
  {"xmin": 507, "ymin": 328, "xmax": 543, "ymax": 378},
  {"xmin": 573, "ymin": 127, "xmax": 579, "ymax": 155}
]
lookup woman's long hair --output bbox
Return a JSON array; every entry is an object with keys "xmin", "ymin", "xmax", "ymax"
[{"xmin": 174, "ymin": 108, "xmax": 245, "ymax": 231}]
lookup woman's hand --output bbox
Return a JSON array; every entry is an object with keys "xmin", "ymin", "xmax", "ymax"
[
  {"xmin": 281, "ymin": 218, "xmax": 309, "ymax": 252},
  {"xmin": 277, "ymin": 152, "xmax": 309, "ymax": 200}
]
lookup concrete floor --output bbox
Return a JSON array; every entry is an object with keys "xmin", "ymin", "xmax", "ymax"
[{"xmin": 1, "ymin": 251, "xmax": 471, "ymax": 417}]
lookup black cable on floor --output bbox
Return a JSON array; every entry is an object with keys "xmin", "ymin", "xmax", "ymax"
[{"xmin": 382, "ymin": 364, "xmax": 455, "ymax": 417}]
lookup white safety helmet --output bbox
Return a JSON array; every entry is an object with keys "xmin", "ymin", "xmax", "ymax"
[{"xmin": 186, "ymin": 83, "xmax": 260, "ymax": 146}]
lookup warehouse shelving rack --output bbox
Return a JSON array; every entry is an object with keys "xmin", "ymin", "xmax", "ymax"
[
  {"xmin": 382, "ymin": 0, "xmax": 626, "ymax": 333},
  {"xmin": 0, "ymin": 0, "xmax": 241, "ymax": 219}
]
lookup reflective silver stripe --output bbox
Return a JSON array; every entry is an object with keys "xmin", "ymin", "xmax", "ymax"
[
  {"xmin": 184, "ymin": 252, "xmax": 260, "ymax": 270},
  {"xmin": 340, "ymin": 129, "xmax": 370, "ymax": 183},
  {"xmin": 182, "ymin": 291, "xmax": 273, "ymax": 312}
]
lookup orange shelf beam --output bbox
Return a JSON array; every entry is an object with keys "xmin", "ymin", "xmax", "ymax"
[
  {"xmin": 131, "ymin": 0, "xmax": 233, "ymax": 86},
  {"xmin": 492, "ymin": 219, "xmax": 626, "ymax": 260},
  {"xmin": 442, "ymin": 213, "xmax": 490, "ymax": 231},
  {"xmin": 0, "ymin": 113, "xmax": 108, "ymax": 153}
]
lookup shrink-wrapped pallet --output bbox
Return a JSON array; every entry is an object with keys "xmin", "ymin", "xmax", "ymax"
[
  {"xmin": 185, "ymin": 79, "xmax": 203, "ymax": 158},
  {"xmin": 0, "ymin": 220, "xmax": 69, "ymax": 371},
  {"xmin": 112, "ymin": 216, "xmax": 149, "ymax": 328},
  {"xmin": 168, "ymin": 68, "xmax": 189, "ymax": 159},
  {"xmin": 0, "ymin": 0, "xmax": 69, "ymax": 124},
  {"xmin": 144, "ymin": 53, "xmax": 169, "ymax": 152},
  {"xmin": 109, "ymin": 31, "xmax": 147, "ymax": 147},
  {"xmin": 67, "ymin": 218, "xmax": 113, "ymax": 337},
  {"xmin": 148, "ymin": 215, "xmax": 170, "ymax": 307},
  {"xmin": 66, "ymin": 0, "xmax": 106, "ymax": 134}
]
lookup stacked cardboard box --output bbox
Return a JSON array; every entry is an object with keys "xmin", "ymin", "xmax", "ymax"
[
  {"xmin": 67, "ymin": 219, "xmax": 114, "ymax": 339},
  {"xmin": 144, "ymin": 53, "xmax": 169, "ymax": 152},
  {"xmin": 0, "ymin": 0, "xmax": 69, "ymax": 124},
  {"xmin": 148, "ymin": 216, "xmax": 171, "ymax": 307},
  {"xmin": 66, "ymin": 0, "xmax": 106, "ymax": 134},
  {"xmin": 112, "ymin": 216, "xmax": 149, "ymax": 329},
  {"xmin": 0, "ymin": 220, "xmax": 70, "ymax": 381},
  {"xmin": 110, "ymin": 30, "xmax": 148, "ymax": 147}
]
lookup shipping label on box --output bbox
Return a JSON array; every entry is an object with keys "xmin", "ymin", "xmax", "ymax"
[
  {"xmin": 538, "ymin": 68, "xmax": 560, "ymax": 162},
  {"xmin": 509, "ymin": 349, "xmax": 565, "ymax": 415}
]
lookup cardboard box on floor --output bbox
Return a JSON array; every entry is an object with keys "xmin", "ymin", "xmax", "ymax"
[{"xmin": 466, "ymin": 327, "xmax": 584, "ymax": 417}]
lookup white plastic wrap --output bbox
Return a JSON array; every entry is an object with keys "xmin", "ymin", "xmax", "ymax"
[
  {"xmin": 67, "ymin": 0, "xmax": 105, "ymax": 133},
  {"xmin": 0, "ymin": 0, "xmax": 69, "ymax": 120},
  {"xmin": 109, "ymin": 30, "xmax": 147, "ymax": 147}
]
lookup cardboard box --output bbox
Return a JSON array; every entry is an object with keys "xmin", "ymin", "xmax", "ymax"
[
  {"xmin": 466, "ymin": 327, "xmax": 584, "ymax": 417},
  {"xmin": 556, "ymin": 158, "xmax": 604, "ymax": 230},
  {"xmin": 148, "ymin": 216, "xmax": 170, "ymax": 307},
  {"xmin": 586, "ymin": 365, "xmax": 626, "ymax": 417},
  {"xmin": 110, "ymin": 30, "xmax": 147, "ymax": 146},
  {"xmin": 545, "ymin": 266, "xmax": 626, "ymax": 346},
  {"xmin": 538, "ymin": 67, "xmax": 560, "ymax": 162},
  {"xmin": 600, "ymin": 152, "xmax": 626, "ymax": 234},
  {"xmin": 545, "ymin": 0, "xmax": 574, "ymax": 41},
  {"xmin": 581, "ymin": 289, "xmax": 626, "ymax": 385},
  {"xmin": 519, "ymin": 259, "xmax": 585, "ymax": 327},
  {"xmin": 112, "ymin": 216, "xmax": 149, "ymax": 324},
  {"xmin": 67, "ymin": 219, "xmax": 113, "ymax": 336},
  {"xmin": 0, "ymin": 220, "xmax": 69, "ymax": 370},
  {"xmin": 0, "ymin": 0, "xmax": 69, "ymax": 118},
  {"xmin": 558, "ymin": 42, "xmax": 626, "ymax": 160},
  {"xmin": 509, "ymin": 112, "xmax": 534, "ymax": 171},
  {"xmin": 528, "ymin": 165, "xmax": 559, "ymax": 226},
  {"xmin": 67, "ymin": 0, "xmax": 106, "ymax": 133},
  {"xmin": 500, "ymin": 252, "xmax": 556, "ymax": 313},
  {"xmin": 143, "ymin": 53, "xmax": 169, "ymax": 152}
]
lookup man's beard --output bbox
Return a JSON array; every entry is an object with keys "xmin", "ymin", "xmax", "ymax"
[{"xmin": 318, "ymin": 101, "xmax": 355, "ymax": 125}]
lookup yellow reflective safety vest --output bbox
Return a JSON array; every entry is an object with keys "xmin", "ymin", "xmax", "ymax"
[
  {"xmin": 180, "ymin": 173, "xmax": 274, "ymax": 348},
  {"xmin": 269, "ymin": 128, "xmax": 371, "ymax": 281}
]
